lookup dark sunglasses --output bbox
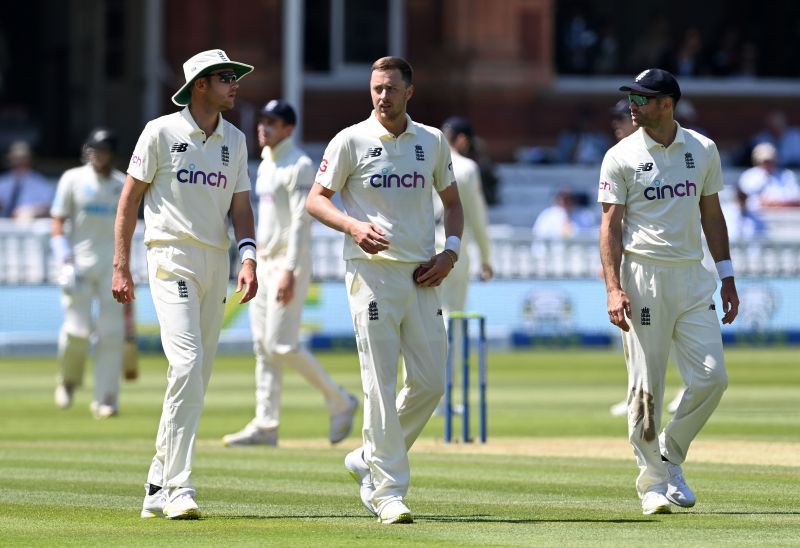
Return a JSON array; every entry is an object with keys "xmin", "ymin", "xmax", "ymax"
[
  {"xmin": 207, "ymin": 71, "xmax": 238, "ymax": 84},
  {"xmin": 628, "ymin": 93, "xmax": 669, "ymax": 106}
]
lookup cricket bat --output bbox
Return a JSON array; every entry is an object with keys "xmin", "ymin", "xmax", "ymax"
[{"xmin": 123, "ymin": 301, "xmax": 139, "ymax": 381}]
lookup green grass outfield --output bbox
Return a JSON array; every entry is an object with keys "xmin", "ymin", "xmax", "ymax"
[{"xmin": 0, "ymin": 348, "xmax": 797, "ymax": 546}]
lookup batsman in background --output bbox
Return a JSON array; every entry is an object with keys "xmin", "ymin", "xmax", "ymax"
[
  {"xmin": 223, "ymin": 99, "xmax": 358, "ymax": 448},
  {"xmin": 51, "ymin": 128, "xmax": 127, "ymax": 419}
]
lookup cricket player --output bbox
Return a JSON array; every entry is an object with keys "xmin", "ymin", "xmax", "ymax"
[
  {"xmin": 598, "ymin": 68, "xmax": 739, "ymax": 515},
  {"xmin": 222, "ymin": 99, "xmax": 358, "ymax": 447},
  {"xmin": 51, "ymin": 128, "xmax": 126, "ymax": 418},
  {"xmin": 112, "ymin": 49, "xmax": 258, "ymax": 520},
  {"xmin": 306, "ymin": 56, "xmax": 464, "ymax": 524}
]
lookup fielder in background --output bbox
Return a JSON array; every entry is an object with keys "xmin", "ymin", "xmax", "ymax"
[
  {"xmin": 434, "ymin": 116, "xmax": 492, "ymax": 416},
  {"xmin": 51, "ymin": 128, "xmax": 126, "ymax": 419},
  {"xmin": 599, "ymin": 69, "xmax": 739, "ymax": 516},
  {"xmin": 223, "ymin": 99, "xmax": 358, "ymax": 448},
  {"xmin": 112, "ymin": 49, "xmax": 258, "ymax": 520},
  {"xmin": 306, "ymin": 56, "xmax": 463, "ymax": 524}
]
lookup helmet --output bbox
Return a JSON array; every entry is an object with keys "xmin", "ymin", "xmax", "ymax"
[{"xmin": 85, "ymin": 127, "xmax": 117, "ymax": 152}]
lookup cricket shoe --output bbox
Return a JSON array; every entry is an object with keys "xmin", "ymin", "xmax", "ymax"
[
  {"xmin": 54, "ymin": 383, "xmax": 74, "ymax": 409},
  {"xmin": 222, "ymin": 422, "xmax": 278, "ymax": 447},
  {"xmin": 377, "ymin": 498, "xmax": 413, "ymax": 524},
  {"xmin": 90, "ymin": 401, "xmax": 118, "ymax": 419},
  {"xmin": 164, "ymin": 492, "xmax": 200, "ymax": 520},
  {"xmin": 665, "ymin": 461, "xmax": 696, "ymax": 508},
  {"xmin": 344, "ymin": 448, "xmax": 377, "ymax": 516},
  {"xmin": 140, "ymin": 483, "xmax": 166, "ymax": 518},
  {"xmin": 641, "ymin": 491, "xmax": 672, "ymax": 515},
  {"xmin": 329, "ymin": 393, "xmax": 359, "ymax": 444}
]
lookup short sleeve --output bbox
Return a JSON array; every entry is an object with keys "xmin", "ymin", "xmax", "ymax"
[
  {"xmin": 597, "ymin": 150, "xmax": 627, "ymax": 205},
  {"xmin": 127, "ymin": 123, "xmax": 159, "ymax": 183},
  {"xmin": 233, "ymin": 137, "xmax": 251, "ymax": 193},
  {"xmin": 315, "ymin": 132, "xmax": 353, "ymax": 192},
  {"xmin": 50, "ymin": 171, "xmax": 73, "ymax": 219},
  {"xmin": 701, "ymin": 142, "xmax": 723, "ymax": 196},
  {"xmin": 433, "ymin": 132, "xmax": 455, "ymax": 192}
]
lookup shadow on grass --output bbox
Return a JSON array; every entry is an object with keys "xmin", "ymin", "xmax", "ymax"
[
  {"xmin": 212, "ymin": 514, "xmax": 657, "ymax": 524},
  {"xmin": 695, "ymin": 511, "xmax": 800, "ymax": 516}
]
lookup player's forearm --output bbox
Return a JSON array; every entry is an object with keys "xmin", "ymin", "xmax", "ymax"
[
  {"xmin": 114, "ymin": 177, "xmax": 145, "ymax": 270},
  {"xmin": 231, "ymin": 191, "xmax": 256, "ymax": 242},
  {"xmin": 306, "ymin": 190, "xmax": 355, "ymax": 236},
  {"xmin": 442, "ymin": 200, "xmax": 464, "ymax": 241},
  {"xmin": 463, "ymin": 190, "xmax": 492, "ymax": 263},
  {"xmin": 599, "ymin": 222, "xmax": 624, "ymax": 292}
]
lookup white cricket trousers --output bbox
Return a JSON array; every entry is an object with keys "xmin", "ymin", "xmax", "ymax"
[
  {"xmin": 57, "ymin": 260, "xmax": 124, "ymax": 406},
  {"xmin": 346, "ymin": 259, "xmax": 447, "ymax": 508},
  {"xmin": 145, "ymin": 242, "xmax": 229, "ymax": 499},
  {"xmin": 249, "ymin": 253, "xmax": 350, "ymax": 429},
  {"xmin": 621, "ymin": 254, "xmax": 728, "ymax": 497}
]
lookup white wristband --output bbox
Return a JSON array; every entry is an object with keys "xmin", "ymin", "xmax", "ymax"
[
  {"xmin": 50, "ymin": 235, "xmax": 72, "ymax": 263},
  {"xmin": 444, "ymin": 235, "xmax": 461, "ymax": 257},
  {"xmin": 715, "ymin": 259, "xmax": 734, "ymax": 279},
  {"xmin": 238, "ymin": 238, "xmax": 257, "ymax": 263}
]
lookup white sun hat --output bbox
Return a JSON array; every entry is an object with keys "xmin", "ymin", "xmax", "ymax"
[{"xmin": 171, "ymin": 49, "xmax": 254, "ymax": 106}]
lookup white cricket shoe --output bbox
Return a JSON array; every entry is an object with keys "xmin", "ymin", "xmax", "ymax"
[
  {"xmin": 666, "ymin": 387, "xmax": 686, "ymax": 414},
  {"xmin": 164, "ymin": 492, "xmax": 200, "ymax": 520},
  {"xmin": 222, "ymin": 422, "xmax": 278, "ymax": 447},
  {"xmin": 641, "ymin": 491, "xmax": 672, "ymax": 515},
  {"xmin": 377, "ymin": 498, "xmax": 413, "ymax": 524},
  {"xmin": 140, "ymin": 483, "xmax": 166, "ymax": 518},
  {"xmin": 54, "ymin": 384, "xmax": 74, "ymax": 409},
  {"xmin": 90, "ymin": 401, "xmax": 118, "ymax": 419},
  {"xmin": 329, "ymin": 393, "xmax": 359, "ymax": 444},
  {"xmin": 609, "ymin": 399, "xmax": 627, "ymax": 417},
  {"xmin": 344, "ymin": 448, "xmax": 377, "ymax": 516},
  {"xmin": 665, "ymin": 461, "xmax": 696, "ymax": 507}
]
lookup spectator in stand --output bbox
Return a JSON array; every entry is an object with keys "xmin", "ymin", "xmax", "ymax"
[
  {"xmin": 610, "ymin": 99, "xmax": 635, "ymax": 142},
  {"xmin": 722, "ymin": 188, "xmax": 767, "ymax": 243},
  {"xmin": 0, "ymin": 141, "xmax": 55, "ymax": 219},
  {"xmin": 738, "ymin": 143, "xmax": 800, "ymax": 209},
  {"xmin": 555, "ymin": 107, "xmax": 611, "ymax": 165},
  {"xmin": 532, "ymin": 186, "xmax": 596, "ymax": 241},
  {"xmin": 749, "ymin": 111, "xmax": 800, "ymax": 168},
  {"xmin": 670, "ymin": 28, "xmax": 707, "ymax": 77}
]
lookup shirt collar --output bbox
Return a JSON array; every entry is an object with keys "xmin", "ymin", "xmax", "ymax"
[
  {"xmin": 639, "ymin": 121, "xmax": 686, "ymax": 150},
  {"xmin": 365, "ymin": 111, "xmax": 417, "ymax": 139},
  {"xmin": 262, "ymin": 137, "xmax": 293, "ymax": 161},
  {"xmin": 180, "ymin": 107, "xmax": 225, "ymax": 139}
]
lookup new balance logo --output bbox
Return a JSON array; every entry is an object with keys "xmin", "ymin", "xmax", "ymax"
[
  {"xmin": 171, "ymin": 142, "xmax": 189, "ymax": 153},
  {"xmin": 636, "ymin": 162, "xmax": 653, "ymax": 172},
  {"xmin": 685, "ymin": 152, "xmax": 695, "ymax": 169},
  {"xmin": 221, "ymin": 145, "xmax": 230, "ymax": 166},
  {"xmin": 364, "ymin": 147, "xmax": 382, "ymax": 158},
  {"xmin": 415, "ymin": 145, "xmax": 425, "ymax": 161},
  {"xmin": 177, "ymin": 280, "xmax": 188, "ymax": 298},
  {"xmin": 368, "ymin": 301, "xmax": 379, "ymax": 321},
  {"xmin": 641, "ymin": 307, "xmax": 651, "ymax": 326}
]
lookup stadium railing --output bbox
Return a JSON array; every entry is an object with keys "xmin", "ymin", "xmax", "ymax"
[{"xmin": 2, "ymin": 219, "xmax": 799, "ymax": 284}]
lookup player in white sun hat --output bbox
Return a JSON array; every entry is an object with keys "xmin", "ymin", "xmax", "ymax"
[
  {"xmin": 222, "ymin": 99, "xmax": 358, "ymax": 448},
  {"xmin": 112, "ymin": 48, "xmax": 258, "ymax": 520},
  {"xmin": 598, "ymin": 68, "xmax": 739, "ymax": 516},
  {"xmin": 307, "ymin": 56, "xmax": 463, "ymax": 525},
  {"xmin": 51, "ymin": 127, "xmax": 126, "ymax": 419}
]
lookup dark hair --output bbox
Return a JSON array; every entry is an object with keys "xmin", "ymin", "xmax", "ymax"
[{"xmin": 372, "ymin": 56, "xmax": 413, "ymax": 85}]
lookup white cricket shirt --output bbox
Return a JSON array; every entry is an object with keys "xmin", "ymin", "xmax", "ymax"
[
  {"xmin": 433, "ymin": 150, "xmax": 491, "ymax": 263},
  {"xmin": 127, "ymin": 107, "xmax": 251, "ymax": 251},
  {"xmin": 598, "ymin": 123, "xmax": 723, "ymax": 262},
  {"xmin": 51, "ymin": 164, "xmax": 126, "ymax": 269},
  {"xmin": 316, "ymin": 112, "xmax": 454, "ymax": 262},
  {"xmin": 254, "ymin": 137, "xmax": 313, "ymax": 268}
]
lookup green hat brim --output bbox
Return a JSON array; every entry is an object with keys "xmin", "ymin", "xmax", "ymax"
[{"xmin": 171, "ymin": 62, "xmax": 254, "ymax": 106}]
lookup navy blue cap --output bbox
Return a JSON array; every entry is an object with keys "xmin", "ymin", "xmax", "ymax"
[
  {"xmin": 620, "ymin": 68, "xmax": 681, "ymax": 101},
  {"xmin": 442, "ymin": 116, "xmax": 473, "ymax": 138},
  {"xmin": 260, "ymin": 99, "xmax": 297, "ymax": 125}
]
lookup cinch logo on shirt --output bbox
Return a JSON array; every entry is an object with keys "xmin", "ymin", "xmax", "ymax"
[
  {"xmin": 368, "ymin": 170, "xmax": 426, "ymax": 189},
  {"xmin": 599, "ymin": 181, "xmax": 612, "ymax": 191},
  {"xmin": 644, "ymin": 180, "xmax": 696, "ymax": 201},
  {"xmin": 176, "ymin": 164, "xmax": 228, "ymax": 188}
]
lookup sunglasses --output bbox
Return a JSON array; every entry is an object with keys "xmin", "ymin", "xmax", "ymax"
[
  {"xmin": 207, "ymin": 71, "xmax": 238, "ymax": 84},
  {"xmin": 628, "ymin": 93, "xmax": 669, "ymax": 106}
]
